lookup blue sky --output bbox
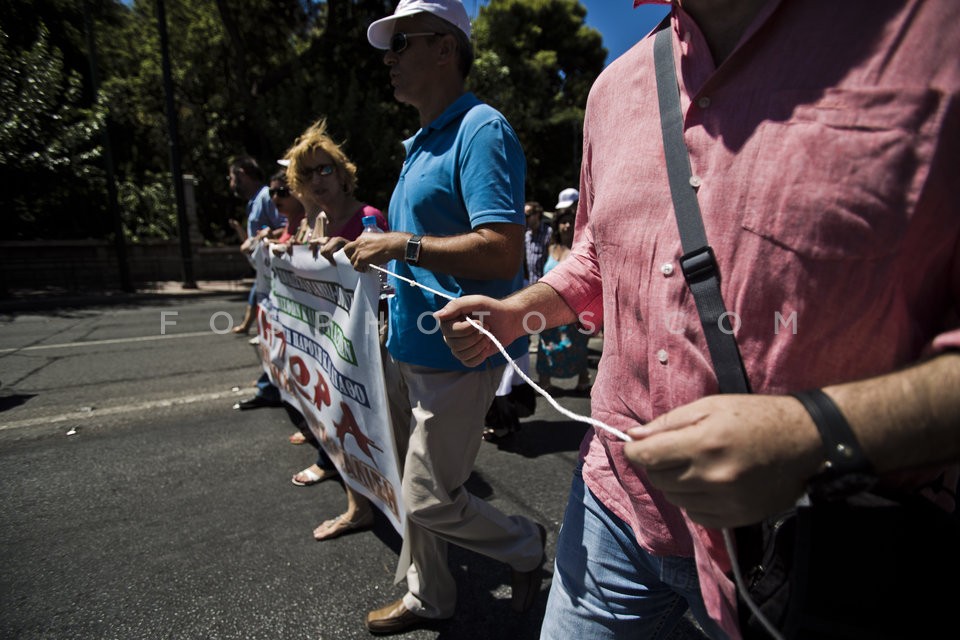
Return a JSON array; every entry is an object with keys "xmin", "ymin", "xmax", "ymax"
[{"xmin": 467, "ymin": 1, "xmax": 670, "ymax": 66}]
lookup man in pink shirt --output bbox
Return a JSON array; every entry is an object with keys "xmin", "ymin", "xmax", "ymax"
[{"xmin": 437, "ymin": 0, "xmax": 960, "ymax": 638}]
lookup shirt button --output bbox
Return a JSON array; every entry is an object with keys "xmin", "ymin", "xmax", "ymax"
[
  {"xmin": 657, "ymin": 349, "xmax": 669, "ymax": 364},
  {"xmin": 697, "ymin": 96, "xmax": 711, "ymax": 109},
  {"xmin": 660, "ymin": 262, "xmax": 674, "ymax": 277},
  {"xmin": 689, "ymin": 175, "xmax": 702, "ymax": 188}
]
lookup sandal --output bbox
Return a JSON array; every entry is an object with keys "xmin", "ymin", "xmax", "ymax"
[
  {"xmin": 313, "ymin": 510, "xmax": 375, "ymax": 541},
  {"xmin": 291, "ymin": 464, "xmax": 338, "ymax": 486}
]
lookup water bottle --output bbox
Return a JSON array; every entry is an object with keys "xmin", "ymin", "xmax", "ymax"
[{"xmin": 361, "ymin": 215, "xmax": 395, "ymax": 299}]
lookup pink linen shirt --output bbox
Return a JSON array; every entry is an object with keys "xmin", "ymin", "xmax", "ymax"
[{"xmin": 540, "ymin": 1, "xmax": 960, "ymax": 637}]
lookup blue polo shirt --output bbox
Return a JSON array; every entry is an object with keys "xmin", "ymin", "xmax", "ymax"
[{"xmin": 386, "ymin": 92, "xmax": 528, "ymax": 371}]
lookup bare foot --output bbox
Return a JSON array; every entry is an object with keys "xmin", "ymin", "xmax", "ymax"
[{"xmin": 313, "ymin": 509, "xmax": 375, "ymax": 541}]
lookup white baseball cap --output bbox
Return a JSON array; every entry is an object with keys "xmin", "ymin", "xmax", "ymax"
[
  {"xmin": 555, "ymin": 187, "xmax": 580, "ymax": 210},
  {"xmin": 367, "ymin": 0, "xmax": 471, "ymax": 50}
]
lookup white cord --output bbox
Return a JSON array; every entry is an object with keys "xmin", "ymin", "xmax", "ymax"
[{"xmin": 371, "ymin": 265, "xmax": 631, "ymax": 442}]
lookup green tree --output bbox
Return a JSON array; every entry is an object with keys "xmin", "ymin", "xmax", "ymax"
[
  {"xmin": 2, "ymin": 0, "xmax": 608, "ymax": 244},
  {"xmin": 100, "ymin": 0, "xmax": 314, "ymax": 242},
  {"xmin": 471, "ymin": 0, "xmax": 605, "ymax": 207},
  {"xmin": 0, "ymin": 21, "xmax": 107, "ymax": 239},
  {"xmin": 102, "ymin": 0, "xmax": 408, "ymax": 243}
]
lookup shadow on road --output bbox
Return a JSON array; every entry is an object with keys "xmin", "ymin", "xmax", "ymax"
[
  {"xmin": 485, "ymin": 418, "xmax": 589, "ymax": 458},
  {"xmin": 0, "ymin": 392, "xmax": 36, "ymax": 412}
]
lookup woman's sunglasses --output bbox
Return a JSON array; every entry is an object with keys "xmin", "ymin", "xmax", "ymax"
[
  {"xmin": 269, "ymin": 186, "xmax": 291, "ymax": 198},
  {"xmin": 390, "ymin": 32, "xmax": 440, "ymax": 54},
  {"xmin": 299, "ymin": 163, "xmax": 335, "ymax": 179}
]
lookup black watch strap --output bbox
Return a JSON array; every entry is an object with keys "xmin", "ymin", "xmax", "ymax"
[{"xmin": 791, "ymin": 388, "xmax": 876, "ymax": 500}]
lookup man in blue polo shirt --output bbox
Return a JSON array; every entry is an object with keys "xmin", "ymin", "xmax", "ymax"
[
  {"xmin": 342, "ymin": 0, "xmax": 546, "ymax": 634},
  {"xmin": 227, "ymin": 155, "xmax": 287, "ymax": 337}
]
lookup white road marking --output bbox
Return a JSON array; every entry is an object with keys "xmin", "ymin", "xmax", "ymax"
[
  {"xmin": 0, "ymin": 388, "xmax": 250, "ymax": 431},
  {"xmin": 0, "ymin": 331, "xmax": 217, "ymax": 354}
]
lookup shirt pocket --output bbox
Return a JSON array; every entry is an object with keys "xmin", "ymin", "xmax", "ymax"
[{"xmin": 740, "ymin": 87, "xmax": 942, "ymax": 261}]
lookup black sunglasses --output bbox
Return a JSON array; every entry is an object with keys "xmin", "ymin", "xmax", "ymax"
[
  {"xmin": 389, "ymin": 32, "xmax": 440, "ymax": 54},
  {"xmin": 269, "ymin": 186, "xmax": 291, "ymax": 198},
  {"xmin": 299, "ymin": 163, "xmax": 335, "ymax": 179}
]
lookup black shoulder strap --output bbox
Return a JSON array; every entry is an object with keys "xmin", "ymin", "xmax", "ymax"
[{"xmin": 653, "ymin": 27, "xmax": 751, "ymax": 394}]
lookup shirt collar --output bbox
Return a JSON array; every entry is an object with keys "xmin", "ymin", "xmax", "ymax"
[
  {"xmin": 403, "ymin": 92, "xmax": 482, "ymax": 154},
  {"xmin": 424, "ymin": 92, "xmax": 481, "ymax": 133}
]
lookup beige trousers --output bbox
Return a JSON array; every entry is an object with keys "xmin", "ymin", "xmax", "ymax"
[{"xmin": 383, "ymin": 355, "xmax": 543, "ymax": 619}]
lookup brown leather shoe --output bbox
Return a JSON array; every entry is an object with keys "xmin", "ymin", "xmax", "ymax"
[
  {"xmin": 511, "ymin": 523, "xmax": 547, "ymax": 613},
  {"xmin": 365, "ymin": 598, "xmax": 429, "ymax": 634}
]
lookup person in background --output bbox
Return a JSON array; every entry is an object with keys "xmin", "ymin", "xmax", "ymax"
[
  {"xmin": 535, "ymin": 206, "xmax": 591, "ymax": 396},
  {"xmin": 552, "ymin": 188, "xmax": 577, "ymax": 220},
  {"xmin": 436, "ymin": 1, "xmax": 960, "ymax": 637},
  {"xmin": 227, "ymin": 155, "xmax": 287, "ymax": 335},
  {"xmin": 267, "ymin": 169, "xmax": 309, "ymax": 253},
  {"xmin": 283, "ymin": 118, "xmax": 388, "ymax": 542},
  {"xmin": 484, "ymin": 198, "xmax": 553, "ymax": 444},
  {"xmin": 233, "ymin": 169, "xmax": 305, "ymax": 412},
  {"xmin": 342, "ymin": 0, "xmax": 546, "ymax": 633},
  {"xmin": 524, "ymin": 197, "xmax": 560, "ymax": 359},
  {"xmin": 523, "ymin": 200, "xmax": 552, "ymax": 285}
]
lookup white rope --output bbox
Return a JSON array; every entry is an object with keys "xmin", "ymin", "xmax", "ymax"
[
  {"xmin": 371, "ymin": 265, "xmax": 631, "ymax": 442},
  {"xmin": 372, "ymin": 264, "xmax": 784, "ymax": 639}
]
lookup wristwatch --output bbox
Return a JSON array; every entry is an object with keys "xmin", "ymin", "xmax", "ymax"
[{"xmin": 405, "ymin": 234, "xmax": 423, "ymax": 266}]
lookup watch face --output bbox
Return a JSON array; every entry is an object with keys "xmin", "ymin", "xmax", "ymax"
[{"xmin": 406, "ymin": 235, "xmax": 421, "ymax": 264}]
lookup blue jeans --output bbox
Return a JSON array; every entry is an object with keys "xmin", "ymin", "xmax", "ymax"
[{"xmin": 540, "ymin": 464, "xmax": 724, "ymax": 640}]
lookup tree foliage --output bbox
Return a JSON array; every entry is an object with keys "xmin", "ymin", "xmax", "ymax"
[
  {"xmin": 0, "ymin": 20, "xmax": 107, "ymax": 238},
  {"xmin": 100, "ymin": 0, "xmax": 410, "ymax": 243},
  {"xmin": 2, "ymin": 0, "xmax": 607, "ymax": 242},
  {"xmin": 471, "ymin": 0, "xmax": 605, "ymax": 207}
]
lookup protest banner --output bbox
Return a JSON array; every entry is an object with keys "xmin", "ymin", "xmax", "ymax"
[{"xmin": 253, "ymin": 245, "xmax": 404, "ymax": 534}]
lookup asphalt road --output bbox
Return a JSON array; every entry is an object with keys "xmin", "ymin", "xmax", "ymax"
[{"xmin": 0, "ymin": 292, "xmax": 598, "ymax": 640}]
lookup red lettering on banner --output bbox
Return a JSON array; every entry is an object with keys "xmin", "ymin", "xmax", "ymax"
[
  {"xmin": 334, "ymin": 402, "xmax": 383, "ymax": 464},
  {"xmin": 290, "ymin": 356, "xmax": 310, "ymax": 402},
  {"xmin": 272, "ymin": 361, "xmax": 292, "ymax": 395},
  {"xmin": 313, "ymin": 370, "xmax": 331, "ymax": 408},
  {"xmin": 258, "ymin": 305, "xmax": 270, "ymax": 338},
  {"xmin": 272, "ymin": 324, "xmax": 286, "ymax": 359},
  {"xmin": 288, "ymin": 356, "xmax": 332, "ymax": 411}
]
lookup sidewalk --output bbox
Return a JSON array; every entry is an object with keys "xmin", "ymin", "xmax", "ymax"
[{"xmin": 0, "ymin": 279, "xmax": 253, "ymax": 313}]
